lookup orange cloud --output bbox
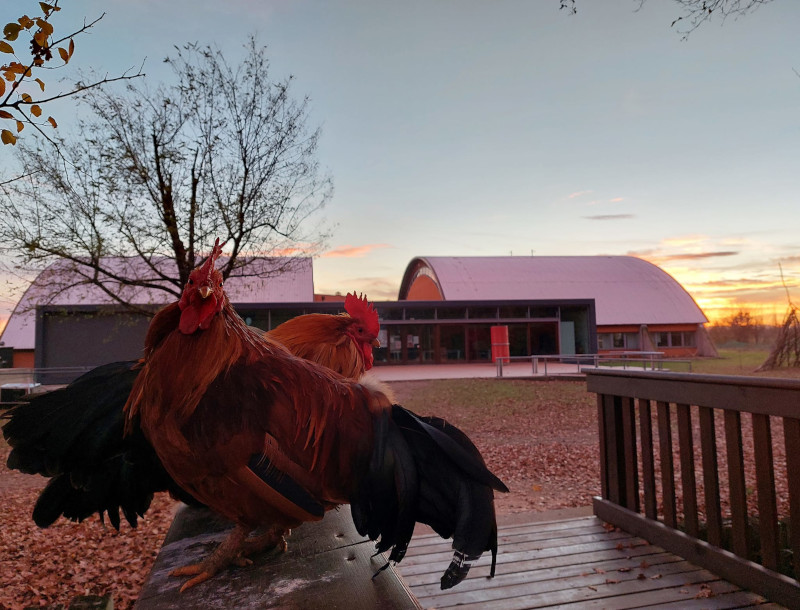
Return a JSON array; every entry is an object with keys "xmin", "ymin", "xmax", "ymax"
[
  {"xmin": 322, "ymin": 244, "xmax": 391, "ymax": 258},
  {"xmin": 567, "ymin": 190, "xmax": 592, "ymax": 199}
]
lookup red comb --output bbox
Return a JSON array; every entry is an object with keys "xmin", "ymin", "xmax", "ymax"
[
  {"xmin": 345, "ymin": 292, "xmax": 379, "ymax": 336},
  {"xmin": 199, "ymin": 238, "xmax": 225, "ymax": 281}
]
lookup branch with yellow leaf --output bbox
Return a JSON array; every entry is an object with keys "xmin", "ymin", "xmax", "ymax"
[{"xmin": 1, "ymin": 0, "xmax": 143, "ymax": 146}]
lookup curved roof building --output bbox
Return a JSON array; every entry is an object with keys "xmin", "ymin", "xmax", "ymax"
[{"xmin": 399, "ymin": 256, "xmax": 707, "ymax": 326}]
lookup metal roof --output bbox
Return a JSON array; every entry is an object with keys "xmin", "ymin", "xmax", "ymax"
[
  {"xmin": 398, "ymin": 256, "xmax": 708, "ymax": 326},
  {"xmin": 0, "ymin": 256, "xmax": 313, "ymax": 350}
]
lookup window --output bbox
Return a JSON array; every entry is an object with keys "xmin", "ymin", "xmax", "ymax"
[
  {"xmin": 599, "ymin": 332, "xmax": 639, "ymax": 350},
  {"xmin": 653, "ymin": 331, "xmax": 696, "ymax": 348}
]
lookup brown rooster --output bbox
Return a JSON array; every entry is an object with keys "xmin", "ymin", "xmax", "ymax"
[
  {"xmin": 122, "ymin": 240, "xmax": 507, "ymax": 592},
  {"xmin": 266, "ymin": 292, "xmax": 380, "ymax": 379}
]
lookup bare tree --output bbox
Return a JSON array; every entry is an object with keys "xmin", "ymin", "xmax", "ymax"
[{"xmin": 0, "ymin": 38, "xmax": 332, "ymax": 315}]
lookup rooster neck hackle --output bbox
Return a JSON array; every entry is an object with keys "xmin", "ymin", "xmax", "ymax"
[{"xmin": 125, "ymin": 297, "xmax": 268, "ymax": 435}]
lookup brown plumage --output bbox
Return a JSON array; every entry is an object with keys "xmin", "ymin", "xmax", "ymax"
[
  {"xmin": 265, "ymin": 292, "xmax": 380, "ymax": 379},
  {"xmin": 124, "ymin": 240, "xmax": 506, "ymax": 592}
]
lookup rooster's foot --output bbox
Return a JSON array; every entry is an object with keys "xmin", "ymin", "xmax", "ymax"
[{"xmin": 170, "ymin": 525, "xmax": 253, "ymax": 592}]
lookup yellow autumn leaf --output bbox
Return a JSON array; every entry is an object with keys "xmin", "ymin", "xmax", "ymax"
[
  {"xmin": 1, "ymin": 129, "xmax": 17, "ymax": 145},
  {"xmin": 18, "ymin": 15, "xmax": 35, "ymax": 29},
  {"xmin": 0, "ymin": 78, "xmax": 4, "ymax": 96},
  {"xmin": 34, "ymin": 30, "xmax": 47, "ymax": 48},
  {"xmin": 30, "ymin": 104, "xmax": 41, "ymax": 117},
  {"xmin": 0, "ymin": 110, "xmax": 12, "ymax": 119},
  {"xmin": 47, "ymin": 116, "xmax": 57, "ymax": 128},
  {"xmin": 0, "ymin": 41, "xmax": 12, "ymax": 54},
  {"xmin": 68, "ymin": 38, "xmax": 74, "ymax": 58},
  {"xmin": 58, "ymin": 47, "xmax": 68, "ymax": 63},
  {"xmin": 21, "ymin": 92, "xmax": 32, "ymax": 103},
  {"xmin": 39, "ymin": 2, "xmax": 54, "ymax": 15},
  {"xmin": 34, "ymin": 78, "xmax": 44, "ymax": 91},
  {"xmin": 16, "ymin": 120, "xmax": 24, "ymax": 132}
]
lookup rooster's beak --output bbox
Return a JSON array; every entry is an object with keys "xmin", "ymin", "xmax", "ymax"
[
  {"xmin": 371, "ymin": 339, "xmax": 380, "ymax": 348},
  {"xmin": 198, "ymin": 285, "xmax": 212, "ymax": 299}
]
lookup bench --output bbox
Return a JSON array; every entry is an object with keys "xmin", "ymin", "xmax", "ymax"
[{"xmin": 134, "ymin": 505, "xmax": 421, "ymax": 609}]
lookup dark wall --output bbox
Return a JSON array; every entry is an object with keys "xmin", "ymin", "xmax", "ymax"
[{"xmin": 37, "ymin": 310, "xmax": 151, "ymax": 369}]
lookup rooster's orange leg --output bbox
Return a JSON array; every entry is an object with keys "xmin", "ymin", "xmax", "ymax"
[
  {"xmin": 170, "ymin": 524, "xmax": 288, "ymax": 592},
  {"xmin": 170, "ymin": 525, "xmax": 251, "ymax": 592},
  {"xmin": 241, "ymin": 526, "xmax": 289, "ymax": 556}
]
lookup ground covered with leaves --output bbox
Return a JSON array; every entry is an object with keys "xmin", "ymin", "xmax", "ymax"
[{"xmin": 0, "ymin": 378, "xmax": 598, "ymax": 609}]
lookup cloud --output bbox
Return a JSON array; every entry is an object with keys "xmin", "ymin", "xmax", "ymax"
[
  {"xmin": 583, "ymin": 214, "xmax": 636, "ymax": 221},
  {"xmin": 655, "ymin": 251, "xmax": 739, "ymax": 262},
  {"xmin": 567, "ymin": 190, "xmax": 592, "ymax": 199},
  {"xmin": 316, "ymin": 276, "xmax": 399, "ymax": 300},
  {"xmin": 321, "ymin": 244, "xmax": 391, "ymax": 258},
  {"xmin": 609, "ymin": 197, "xmax": 624, "ymax": 203}
]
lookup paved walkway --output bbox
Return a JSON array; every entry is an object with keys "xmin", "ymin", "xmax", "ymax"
[{"xmin": 370, "ymin": 361, "xmax": 587, "ymax": 382}]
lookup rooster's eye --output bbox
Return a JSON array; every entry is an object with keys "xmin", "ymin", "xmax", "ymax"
[{"xmin": 188, "ymin": 279, "xmax": 194, "ymax": 285}]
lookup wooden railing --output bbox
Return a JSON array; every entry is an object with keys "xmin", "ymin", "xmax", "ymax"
[{"xmin": 586, "ymin": 368, "xmax": 800, "ymax": 607}]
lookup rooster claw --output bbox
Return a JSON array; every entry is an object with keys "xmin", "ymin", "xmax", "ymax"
[{"xmin": 169, "ymin": 564, "xmax": 215, "ymax": 592}]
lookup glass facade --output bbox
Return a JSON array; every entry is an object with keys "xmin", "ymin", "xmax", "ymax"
[{"xmin": 236, "ymin": 299, "xmax": 596, "ymax": 365}]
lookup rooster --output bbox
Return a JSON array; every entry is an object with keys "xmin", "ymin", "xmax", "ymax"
[
  {"xmin": 3, "ymin": 291, "xmax": 383, "ymax": 530},
  {"xmin": 4, "ymin": 244, "xmax": 507, "ymax": 592},
  {"xmin": 266, "ymin": 292, "xmax": 380, "ymax": 379},
  {"xmin": 122, "ymin": 240, "xmax": 506, "ymax": 591}
]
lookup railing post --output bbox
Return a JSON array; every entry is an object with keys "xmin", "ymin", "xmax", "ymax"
[{"xmin": 496, "ymin": 358, "xmax": 503, "ymax": 378}]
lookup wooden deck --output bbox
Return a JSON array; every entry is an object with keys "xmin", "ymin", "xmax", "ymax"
[{"xmin": 397, "ymin": 514, "xmax": 787, "ymax": 609}]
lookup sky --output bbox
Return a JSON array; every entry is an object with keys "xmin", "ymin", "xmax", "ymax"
[{"xmin": 1, "ymin": 0, "xmax": 798, "ymax": 331}]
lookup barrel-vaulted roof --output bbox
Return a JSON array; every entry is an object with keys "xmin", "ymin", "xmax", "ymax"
[
  {"xmin": 398, "ymin": 256, "xmax": 708, "ymax": 326},
  {"xmin": 0, "ymin": 256, "xmax": 314, "ymax": 350}
]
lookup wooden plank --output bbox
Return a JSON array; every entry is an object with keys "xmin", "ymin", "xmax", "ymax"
[
  {"xmin": 548, "ymin": 582, "xmax": 759, "ymax": 610},
  {"xmin": 400, "ymin": 529, "xmax": 634, "ymax": 571},
  {"xmin": 699, "ymin": 405, "xmax": 723, "ymax": 547},
  {"xmin": 408, "ymin": 549, "xmax": 683, "ymax": 599},
  {"xmin": 594, "ymin": 497, "xmax": 800, "ymax": 609},
  {"xmin": 585, "ymin": 369, "xmax": 800, "ymax": 418},
  {"xmin": 597, "ymin": 394, "xmax": 608, "ymax": 500},
  {"xmin": 656, "ymin": 400, "xmax": 677, "ymax": 528},
  {"xmin": 401, "ymin": 542, "xmax": 670, "ymax": 588},
  {"xmin": 639, "ymin": 588, "xmax": 773, "ymax": 610},
  {"xmin": 677, "ymin": 402, "xmax": 699, "ymax": 538},
  {"xmin": 406, "ymin": 521, "xmax": 607, "ymax": 556},
  {"xmin": 621, "ymin": 395, "xmax": 640, "ymax": 512},
  {"xmin": 752, "ymin": 412, "xmax": 780, "ymax": 571},
  {"xmin": 604, "ymin": 394, "xmax": 623, "ymax": 505},
  {"xmin": 638, "ymin": 398, "xmax": 657, "ymax": 520},
  {"xmin": 724, "ymin": 409, "xmax": 749, "ymax": 559},
  {"xmin": 784, "ymin": 416, "xmax": 800, "ymax": 580},
  {"xmin": 430, "ymin": 565, "xmax": 723, "ymax": 609}
]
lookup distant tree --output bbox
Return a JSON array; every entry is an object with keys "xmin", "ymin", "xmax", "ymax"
[
  {"xmin": 723, "ymin": 309, "xmax": 761, "ymax": 343},
  {"xmin": 1, "ymin": 1, "xmax": 142, "ymax": 148},
  {"xmin": 0, "ymin": 38, "xmax": 332, "ymax": 314}
]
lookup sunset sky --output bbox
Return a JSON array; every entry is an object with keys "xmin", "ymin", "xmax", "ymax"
[{"xmin": 1, "ymin": 0, "xmax": 798, "ymax": 331}]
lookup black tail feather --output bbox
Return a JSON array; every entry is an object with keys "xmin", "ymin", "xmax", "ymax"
[
  {"xmin": 2, "ymin": 360, "xmax": 195, "ymax": 529},
  {"xmin": 351, "ymin": 404, "xmax": 507, "ymax": 590}
]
